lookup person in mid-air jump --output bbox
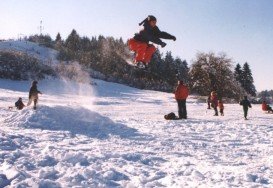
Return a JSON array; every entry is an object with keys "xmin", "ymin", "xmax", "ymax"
[{"xmin": 128, "ymin": 15, "xmax": 176, "ymax": 69}]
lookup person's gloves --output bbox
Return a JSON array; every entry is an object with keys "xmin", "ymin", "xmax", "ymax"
[
  {"xmin": 161, "ymin": 42, "xmax": 166, "ymax": 48},
  {"xmin": 172, "ymin": 36, "xmax": 176, "ymax": 41}
]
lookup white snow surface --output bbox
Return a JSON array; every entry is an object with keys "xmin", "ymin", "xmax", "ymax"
[
  {"xmin": 0, "ymin": 40, "xmax": 59, "ymax": 64},
  {"xmin": 0, "ymin": 78, "xmax": 273, "ymax": 188}
]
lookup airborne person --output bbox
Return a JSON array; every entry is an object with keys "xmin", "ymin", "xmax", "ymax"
[{"xmin": 128, "ymin": 15, "xmax": 176, "ymax": 69}]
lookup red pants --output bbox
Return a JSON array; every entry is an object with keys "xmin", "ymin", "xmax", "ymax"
[{"xmin": 128, "ymin": 38, "xmax": 156, "ymax": 64}]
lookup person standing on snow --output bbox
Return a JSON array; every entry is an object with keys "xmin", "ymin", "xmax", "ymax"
[
  {"xmin": 240, "ymin": 96, "xmax": 252, "ymax": 120},
  {"xmin": 218, "ymin": 99, "xmax": 224, "ymax": 116},
  {"xmin": 175, "ymin": 80, "xmax": 189, "ymax": 119},
  {"xmin": 27, "ymin": 80, "xmax": 42, "ymax": 110},
  {"xmin": 128, "ymin": 15, "xmax": 176, "ymax": 69},
  {"xmin": 207, "ymin": 95, "xmax": 211, "ymax": 109},
  {"xmin": 210, "ymin": 91, "xmax": 218, "ymax": 116}
]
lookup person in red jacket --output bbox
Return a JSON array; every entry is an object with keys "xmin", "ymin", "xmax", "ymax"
[
  {"xmin": 262, "ymin": 101, "xmax": 273, "ymax": 113},
  {"xmin": 175, "ymin": 80, "xmax": 189, "ymax": 119},
  {"xmin": 128, "ymin": 15, "xmax": 176, "ymax": 69}
]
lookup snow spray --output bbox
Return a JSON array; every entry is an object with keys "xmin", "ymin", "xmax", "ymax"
[{"xmin": 52, "ymin": 61, "xmax": 96, "ymax": 110}]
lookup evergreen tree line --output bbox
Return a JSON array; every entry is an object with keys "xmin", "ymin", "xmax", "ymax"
[
  {"xmin": 234, "ymin": 63, "xmax": 256, "ymax": 96},
  {"xmin": 257, "ymin": 90, "xmax": 273, "ymax": 103},
  {"xmin": 28, "ymin": 30, "xmax": 189, "ymax": 92},
  {"xmin": 26, "ymin": 30, "xmax": 257, "ymax": 99}
]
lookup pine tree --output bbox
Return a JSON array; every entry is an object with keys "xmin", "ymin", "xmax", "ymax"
[
  {"xmin": 65, "ymin": 29, "xmax": 81, "ymax": 52},
  {"xmin": 149, "ymin": 49, "xmax": 163, "ymax": 72},
  {"xmin": 163, "ymin": 52, "xmax": 177, "ymax": 82},
  {"xmin": 174, "ymin": 58, "xmax": 189, "ymax": 83},
  {"xmin": 55, "ymin": 32, "xmax": 62, "ymax": 42},
  {"xmin": 234, "ymin": 63, "xmax": 243, "ymax": 84},
  {"xmin": 241, "ymin": 62, "xmax": 256, "ymax": 96}
]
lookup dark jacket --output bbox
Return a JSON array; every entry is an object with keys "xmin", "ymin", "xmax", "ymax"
[
  {"xmin": 29, "ymin": 85, "xmax": 41, "ymax": 99},
  {"xmin": 15, "ymin": 100, "xmax": 25, "ymax": 110},
  {"xmin": 240, "ymin": 99, "xmax": 252, "ymax": 109},
  {"xmin": 134, "ymin": 22, "xmax": 174, "ymax": 45}
]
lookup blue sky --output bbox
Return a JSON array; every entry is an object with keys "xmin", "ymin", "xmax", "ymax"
[{"xmin": 1, "ymin": 0, "xmax": 272, "ymax": 91}]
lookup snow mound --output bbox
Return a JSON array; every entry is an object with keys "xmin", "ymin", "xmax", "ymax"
[{"xmin": 4, "ymin": 105, "xmax": 141, "ymax": 139}]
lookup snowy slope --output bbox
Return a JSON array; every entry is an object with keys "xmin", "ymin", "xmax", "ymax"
[
  {"xmin": 0, "ymin": 78, "xmax": 273, "ymax": 187},
  {"xmin": 0, "ymin": 40, "xmax": 59, "ymax": 64}
]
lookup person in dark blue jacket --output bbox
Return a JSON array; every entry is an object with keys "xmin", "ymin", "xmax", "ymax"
[
  {"xmin": 15, "ymin": 97, "xmax": 25, "ymax": 110},
  {"xmin": 240, "ymin": 96, "xmax": 252, "ymax": 120}
]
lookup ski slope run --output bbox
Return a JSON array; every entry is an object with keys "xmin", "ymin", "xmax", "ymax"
[{"xmin": 0, "ymin": 78, "xmax": 273, "ymax": 187}]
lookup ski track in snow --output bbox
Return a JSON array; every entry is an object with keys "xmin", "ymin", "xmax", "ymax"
[{"xmin": 0, "ymin": 78, "xmax": 273, "ymax": 188}]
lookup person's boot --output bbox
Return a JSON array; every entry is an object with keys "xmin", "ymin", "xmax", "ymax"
[{"xmin": 136, "ymin": 62, "xmax": 146, "ymax": 69}]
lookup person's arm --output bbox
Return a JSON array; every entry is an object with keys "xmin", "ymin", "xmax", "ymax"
[
  {"xmin": 185, "ymin": 87, "xmax": 189, "ymax": 99},
  {"xmin": 154, "ymin": 26, "xmax": 176, "ymax": 40},
  {"xmin": 248, "ymin": 101, "xmax": 252, "ymax": 108},
  {"xmin": 29, "ymin": 88, "xmax": 32, "ymax": 99},
  {"xmin": 142, "ymin": 31, "xmax": 164, "ymax": 45}
]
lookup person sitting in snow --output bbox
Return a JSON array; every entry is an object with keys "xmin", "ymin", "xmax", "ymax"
[
  {"xmin": 15, "ymin": 97, "xmax": 25, "ymax": 110},
  {"xmin": 27, "ymin": 80, "xmax": 42, "ymax": 110},
  {"xmin": 262, "ymin": 101, "xmax": 273, "ymax": 113},
  {"xmin": 218, "ymin": 99, "xmax": 224, "ymax": 116},
  {"xmin": 210, "ymin": 91, "xmax": 218, "ymax": 116},
  {"xmin": 240, "ymin": 96, "xmax": 252, "ymax": 120},
  {"xmin": 174, "ymin": 80, "xmax": 189, "ymax": 119},
  {"xmin": 128, "ymin": 15, "xmax": 176, "ymax": 69}
]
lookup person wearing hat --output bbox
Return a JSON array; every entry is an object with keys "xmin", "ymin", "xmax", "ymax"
[
  {"xmin": 15, "ymin": 97, "xmax": 25, "ymax": 110},
  {"xmin": 174, "ymin": 80, "xmax": 189, "ymax": 119},
  {"xmin": 128, "ymin": 15, "xmax": 176, "ymax": 69},
  {"xmin": 27, "ymin": 80, "xmax": 42, "ymax": 110}
]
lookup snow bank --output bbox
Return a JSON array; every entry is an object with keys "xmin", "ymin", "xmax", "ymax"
[
  {"xmin": 0, "ymin": 40, "xmax": 58, "ymax": 64},
  {"xmin": 1, "ymin": 78, "xmax": 273, "ymax": 187}
]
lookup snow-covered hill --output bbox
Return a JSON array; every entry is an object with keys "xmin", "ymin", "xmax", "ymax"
[
  {"xmin": 0, "ymin": 40, "xmax": 59, "ymax": 64},
  {"xmin": 0, "ymin": 78, "xmax": 273, "ymax": 187}
]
